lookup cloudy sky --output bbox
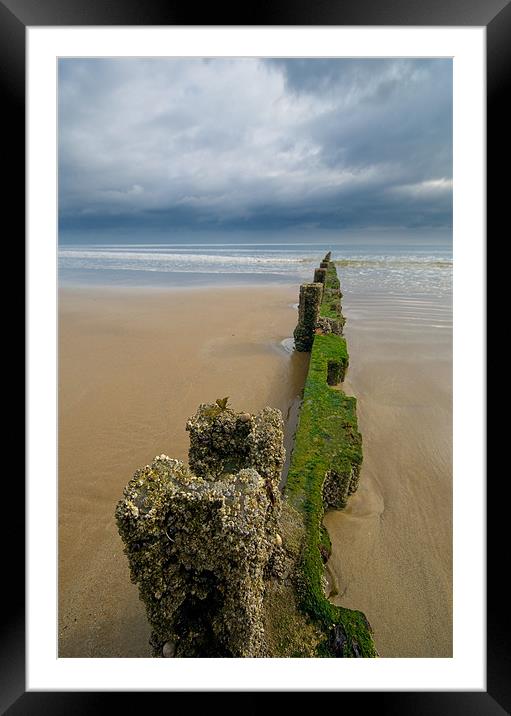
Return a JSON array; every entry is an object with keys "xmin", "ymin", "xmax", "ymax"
[{"xmin": 58, "ymin": 58, "xmax": 452, "ymax": 243}]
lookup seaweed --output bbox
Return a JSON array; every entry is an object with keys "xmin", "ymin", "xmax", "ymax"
[{"xmin": 286, "ymin": 255, "xmax": 377, "ymax": 657}]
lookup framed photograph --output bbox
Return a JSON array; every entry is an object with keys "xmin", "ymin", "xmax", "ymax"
[{"xmin": 5, "ymin": 0, "xmax": 499, "ymax": 710}]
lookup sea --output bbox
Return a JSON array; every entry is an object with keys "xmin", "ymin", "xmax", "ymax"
[{"xmin": 58, "ymin": 237, "xmax": 452, "ymax": 305}]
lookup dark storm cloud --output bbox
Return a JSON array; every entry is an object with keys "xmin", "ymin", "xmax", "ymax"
[{"xmin": 58, "ymin": 58, "xmax": 452, "ymax": 238}]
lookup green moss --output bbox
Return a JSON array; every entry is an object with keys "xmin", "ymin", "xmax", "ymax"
[
  {"xmin": 324, "ymin": 264, "xmax": 340, "ymax": 293},
  {"xmin": 262, "ymin": 502, "xmax": 323, "ymax": 657},
  {"xmin": 307, "ymin": 333, "xmax": 349, "ymax": 384},
  {"xmin": 284, "ymin": 258, "xmax": 377, "ymax": 658},
  {"xmin": 319, "ymin": 303, "xmax": 340, "ymax": 320},
  {"xmin": 319, "ymin": 262, "xmax": 343, "ymax": 319}
]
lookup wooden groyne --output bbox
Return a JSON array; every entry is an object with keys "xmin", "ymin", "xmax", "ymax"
[
  {"xmin": 284, "ymin": 253, "xmax": 376, "ymax": 657},
  {"xmin": 115, "ymin": 253, "xmax": 377, "ymax": 657}
]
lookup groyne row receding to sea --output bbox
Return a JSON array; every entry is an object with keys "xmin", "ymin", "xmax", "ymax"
[{"xmin": 115, "ymin": 253, "xmax": 378, "ymax": 657}]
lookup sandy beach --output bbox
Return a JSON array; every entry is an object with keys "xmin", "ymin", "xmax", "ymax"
[
  {"xmin": 58, "ymin": 282, "xmax": 452, "ymax": 658},
  {"xmin": 58, "ymin": 285, "xmax": 308, "ymax": 657}
]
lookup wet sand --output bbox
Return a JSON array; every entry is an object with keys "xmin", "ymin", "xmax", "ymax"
[
  {"xmin": 58, "ymin": 285, "xmax": 309, "ymax": 657},
  {"xmin": 324, "ymin": 290, "xmax": 452, "ymax": 657}
]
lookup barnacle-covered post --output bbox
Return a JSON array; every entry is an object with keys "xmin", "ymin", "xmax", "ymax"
[
  {"xmin": 322, "ymin": 446, "xmax": 362, "ymax": 510},
  {"xmin": 115, "ymin": 403, "xmax": 285, "ymax": 657},
  {"xmin": 326, "ymin": 358, "xmax": 343, "ymax": 385},
  {"xmin": 293, "ymin": 282, "xmax": 323, "ymax": 351},
  {"xmin": 313, "ymin": 267, "xmax": 327, "ymax": 284}
]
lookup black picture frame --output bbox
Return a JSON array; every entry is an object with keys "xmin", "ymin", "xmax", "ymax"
[{"xmin": 5, "ymin": 0, "xmax": 499, "ymax": 712}]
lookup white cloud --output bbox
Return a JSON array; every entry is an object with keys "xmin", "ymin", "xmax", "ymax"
[{"xmin": 389, "ymin": 178, "xmax": 453, "ymax": 198}]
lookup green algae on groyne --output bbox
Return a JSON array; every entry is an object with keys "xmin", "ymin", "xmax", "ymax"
[
  {"xmin": 285, "ymin": 253, "xmax": 376, "ymax": 657},
  {"xmin": 115, "ymin": 254, "xmax": 377, "ymax": 657}
]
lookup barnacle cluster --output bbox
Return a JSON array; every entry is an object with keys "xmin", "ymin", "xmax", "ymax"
[{"xmin": 116, "ymin": 404, "xmax": 285, "ymax": 657}]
